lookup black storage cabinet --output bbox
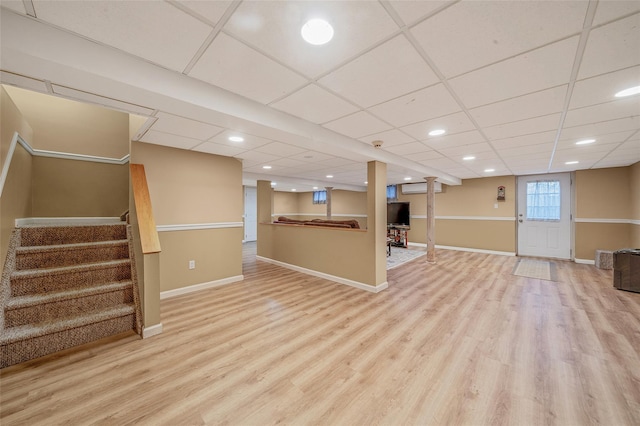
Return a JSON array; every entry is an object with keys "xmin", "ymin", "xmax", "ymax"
[{"xmin": 613, "ymin": 249, "xmax": 640, "ymax": 293}]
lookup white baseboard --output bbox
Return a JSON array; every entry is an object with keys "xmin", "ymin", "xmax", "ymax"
[
  {"xmin": 160, "ymin": 275, "xmax": 244, "ymax": 299},
  {"xmin": 256, "ymin": 255, "xmax": 387, "ymax": 293},
  {"xmin": 142, "ymin": 323, "xmax": 163, "ymax": 339},
  {"xmin": 575, "ymin": 258, "xmax": 596, "ymax": 265},
  {"xmin": 408, "ymin": 242, "xmax": 516, "ymax": 257}
]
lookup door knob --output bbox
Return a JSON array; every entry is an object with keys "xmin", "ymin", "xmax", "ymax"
[{"xmin": 518, "ymin": 219, "xmax": 523, "ymax": 223}]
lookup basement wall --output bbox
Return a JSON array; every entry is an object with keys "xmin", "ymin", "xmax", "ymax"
[
  {"xmin": 130, "ymin": 142, "xmax": 243, "ymax": 296},
  {"xmin": 0, "ymin": 86, "xmax": 34, "ymax": 270}
]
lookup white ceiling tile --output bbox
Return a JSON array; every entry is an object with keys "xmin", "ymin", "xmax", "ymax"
[
  {"xmin": 236, "ymin": 151, "xmax": 281, "ymax": 168},
  {"xmin": 490, "ymin": 131, "xmax": 557, "ymax": 150},
  {"xmin": 450, "ymin": 37, "xmax": 578, "ymax": 108},
  {"xmin": 410, "ymin": 1, "xmax": 587, "ymax": 77},
  {"xmin": 561, "ymin": 116, "xmax": 640, "ymax": 139},
  {"xmin": 384, "ymin": 142, "xmax": 432, "ymax": 156},
  {"xmin": 368, "ymin": 84, "xmax": 461, "ymax": 127},
  {"xmin": 483, "ymin": 113, "xmax": 561, "ymax": 140},
  {"xmin": 177, "ymin": 1, "xmax": 234, "ymax": 25},
  {"xmin": 469, "ymin": 86, "xmax": 568, "ymax": 127},
  {"xmin": 255, "ymin": 141, "xmax": 307, "ymax": 157},
  {"xmin": 387, "ymin": 0, "xmax": 450, "ymax": 25},
  {"xmin": 223, "ymin": 1, "xmax": 399, "ymax": 78},
  {"xmin": 318, "ymin": 35, "xmax": 438, "ymax": 108},
  {"xmin": 563, "ymin": 97, "xmax": 640, "ymax": 128},
  {"xmin": 578, "ymin": 13, "xmax": 640, "ymax": 79},
  {"xmin": 570, "ymin": 66, "xmax": 640, "ymax": 109},
  {"xmin": 270, "ymin": 84, "xmax": 358, "ymax": 124},
  {"xmin": 557, "ymin": 130, "xmax": 634, "ymax": 147},
  {"xmin": 359, "ymin": 129, "xmax": 416, "ymax": 148},
  {"xmin": 424, "ymin": 130, "xmax": 485, "ymax": 149},
  {"xmin": 498, "ymin": 142, "xmax": 554, "ymax": 158},
  {"xmin": 436, "ymin": 142, "xmax": 495, "ymax": 158},
  {"xmin": 33, "ymin": 1, "xmax": 212, "ymax": 72},
  {"xmin": 1, "ymin": 1, "xmax": 26, "ymax": 14},
  {"xmin": 151, "ymin": 112, "xmax": 224, "ymax": 140},
  {"xmin": 323, "ymin": 111, "xmax": 392, "ymax": 138},
  {"xmin": 189, "ymin": 32, "xmax": 308, "ymax": 104},
  {"xmin": 400, "ymin": 111, "xmax": 476, "ymax": 140},
  {"xmin": 410, "ymin": 150, "xmax": 444, "ymax": 162},
  {"xmin": 140, "ymin": 130, "xmax": 201, "ymax": 150},
  {"xmin": 207, "ymin": 131, "xmax": 272, "ymax": 150},
  {"xmin": 593, "ymin": 2, "xmax": 640, "ymax": 26},
  {"xmin": 286, "ymin": 151, "xmax": 336, "ymax": 163},
  {"xmin": 192, "ymin": 142, "xmax": 247, "ymax": 157}
]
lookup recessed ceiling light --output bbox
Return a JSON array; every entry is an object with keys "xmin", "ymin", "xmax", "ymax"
[
  {"xmin": 565, "ymin": 161, "xmax": 579, "ymax": 165},
  {"xmin": 576, "ymin": 139, "xmax": 596, "ymax": 145},
  {"xmin": 291, "ymin": 189, "xmax": 297, "ymax": 192},
  {"xmin": 271, "ymin": 182, "xmax": 276, "ymax": 186},
  {"xmin": 313, "ymin": 186, "xmax": 318, "ymax": 190},
  {"xmin": 615, "ymin": 85, "xmax": 640, "ymax": 98},
  {"xmin": 228, "ymin": 136, "xmax": 244, "ymax": 142},
  {"xmin": 428, "ymin": 129, "xmax": 446, "ymax": 136},
  {"xmin": 404, "ymin": 177, "xmax": 412, "ymax": 181},
  {"xmin": 364, "ymin": 181, "xmax": 368, "ymax": 185},
  {"xmin": 484, "ymin": 168, "xmax": 495, "ymax": 172},
  {"xmin": 326, "ymin": 175, "xmax": 333, "ymax": 178},
  {"xmin": 463, "ymin": 156, "xmax": 475, "ymax": 161},
  {"xmin": 262, "ymin": 165, "xmax": 272, "ymax": 169},
  {"xmin": 301, "ymin": 19, "xmax": 334, "ymax": 45}
]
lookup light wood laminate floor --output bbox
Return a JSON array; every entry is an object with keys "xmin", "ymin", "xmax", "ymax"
[{"xmin": 2, "ymin": 243, "xmax": 640, "ymax": 425}]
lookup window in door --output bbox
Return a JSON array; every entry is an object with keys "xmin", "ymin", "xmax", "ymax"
[{"xmin": 526, "ymin": 180, "xmax": 561, "ymax": 221}]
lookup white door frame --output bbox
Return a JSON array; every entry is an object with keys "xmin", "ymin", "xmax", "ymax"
[{"xmin": 516, "ymin": 172, "xmax": 574, "ymax": 260}]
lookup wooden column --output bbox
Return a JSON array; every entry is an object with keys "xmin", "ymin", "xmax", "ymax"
[
  {"xmin": 425, "ymin": 177, "xmax": 437, "ymax": 263},
  {"xmin": 325, "ymin": 187, "xmax": 333, "ymax": 219}
]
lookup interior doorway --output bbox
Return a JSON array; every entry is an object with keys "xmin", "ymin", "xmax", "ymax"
[
  {"xmin": 244, "ymin": 186, "xmax": 257, "ymax": 242},
  {"xmin": 517, "ymin": 173, "xmax": 572, "ymax": 259}
]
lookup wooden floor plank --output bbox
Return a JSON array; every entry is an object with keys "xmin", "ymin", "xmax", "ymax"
[{"xmin": 2, "ymin": 243, "xmax": 640, "ymax": 425}]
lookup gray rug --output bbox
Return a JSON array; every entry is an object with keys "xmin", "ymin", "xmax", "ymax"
[
  {"xmin": 512, "ymin": 258, "xmax": 557, "ymax": 281},
  {"xmin": 387, "ymin": 246, "xmax": 427, "ymax": 270}
]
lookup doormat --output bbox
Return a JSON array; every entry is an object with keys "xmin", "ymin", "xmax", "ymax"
[
  {"xmin": 387, "ymin": 247, "xmax": 426, "ymax": 270},
  {"xmin": 512, "ymin": 258, "xmax": 557, "ymax": 281}
]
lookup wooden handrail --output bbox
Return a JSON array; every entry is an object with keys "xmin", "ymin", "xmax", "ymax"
[{"xmin": 130, "ymin": 163, "xmax": 161, "ymax": 254}]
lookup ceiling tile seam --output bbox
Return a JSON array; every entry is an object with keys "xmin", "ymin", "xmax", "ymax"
[
  {"xmin": 566, "ymin": 97, "xmax": 640, "ymax": 116},
  {"xmin": 401, "ymin": 28, "xmax": 514, "ymax": 176},
  {"xmin": 380, "ymin": 0, "xmax": 462, "ymax": 30},
  {"xmin": 547, "ymin": 0, "xmax": 599, "ymax": 172},
  {"xmin": 23, "ymin": 0, "xmax": 36, "ymax": 17},
  {"xmin": 573, "ymin": 63, "xmax": 640, "ymax": 85},
  {"xmin": 181, "ymin": 0, "xmax": 243, "ymax": 75},
  {"xmin": 590, "ymin": 129, "xmax": 640, "ymax": 169},
  {"xmin": 166, "ymin": 0, "xmax": 219, "ymax": 27}
]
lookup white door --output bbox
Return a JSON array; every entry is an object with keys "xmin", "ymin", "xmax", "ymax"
[
  {"xmin": 244, "ymin": 186, "xmax": 257, "ymax": 242},
  {"xmin": 517, "ymin": 173, "xmax": 572, "ymax": 259}
]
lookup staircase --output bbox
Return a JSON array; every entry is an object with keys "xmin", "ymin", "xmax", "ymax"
[{"xmin": 1, "ymin": 221, "xmax": 141, "ymax": 368}]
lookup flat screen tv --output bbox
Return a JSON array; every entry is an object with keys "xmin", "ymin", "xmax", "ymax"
[{"xmin": 387, "ymin": 202, "xmax": 410, "ymax": 228}]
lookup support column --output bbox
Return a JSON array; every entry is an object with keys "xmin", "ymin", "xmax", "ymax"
[
  {"xmin": 424, "ymin": 177, "xmax": 437, "ymax": 263},
  {"xmin": 325, "ymin": 187, "xmax": 333, "ymax": 219}
]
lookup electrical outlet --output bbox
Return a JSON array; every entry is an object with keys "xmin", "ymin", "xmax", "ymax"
[
  {"xmin": 494, "ymin": 203, "xmax": 499, "ymax": 209},
  {"xmin": 188, "ymin": 260, "xmax": 195, "ymax": 270}
]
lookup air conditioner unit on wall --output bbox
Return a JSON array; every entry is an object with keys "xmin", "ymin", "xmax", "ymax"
[{"xmin": 401, "ymin": 182, "xmax": 442, "ymax": 194}]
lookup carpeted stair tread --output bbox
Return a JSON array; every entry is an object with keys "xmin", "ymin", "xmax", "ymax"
[
  {"xmin": 6, "ymin": 281, "xmax": 133, "ymax": 310},
  {"xmin": 0, "ymin": 304, "xmax": 135, "ymax": 345},
  {"xmin": 15, "ymin": 239, "xmax": 129, "ymax": 270},
  {"xmin": 19, "ymin": 223, "xmax": 127, "ymax": 246},
  {"xmin": 11, "ymin": 258, "xmax": 131, "ymax": 280}
]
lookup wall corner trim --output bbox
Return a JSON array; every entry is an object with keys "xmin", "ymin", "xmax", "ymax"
[
  {"xmin": 575, "ymin": 258, "xmax": 596, "ymax": 265},
  {"xmin": 256, "ymin": 255, "xmax": 387, "ymax": 293},
  {"xmin": 156, "ymin": 222, "xmax": 244, "ymax": 232},
  {"xmin": 160, "ymin": 275, "xmax": 244, "ymax": 299},
  {"xmin": 142, "ymin": 323, "xmax": 163, "ymax": 339}
]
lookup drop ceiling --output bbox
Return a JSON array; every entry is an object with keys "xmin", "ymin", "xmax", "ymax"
[{"xmin": 1, "ymin": 0, "xmax": 639, "ymax": 192}]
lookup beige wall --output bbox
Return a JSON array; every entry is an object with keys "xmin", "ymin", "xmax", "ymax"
[
  {"xmin": 31, "ymin": 157, "xmax": 129, "ymax": 217},
  {"xmin": 398, "ymin": 176, "xmax": 517, "ymax": 253},
  {"xmin": 630, "ymin": 162, "xmax": 640, "ymax": 247},
  {"xmin": 1, "ymin": 87, "xmax": 34, "ymax": 270},
  {"xmin": 130, "ymin": 142, "xmax": 243, "ymax": 294},
  {"xmin": 575, "ymin": 167, "xmax": 633, "ymax": 259},
  {"xmin": 3, "ymin": 85, "xmax": 129, "ymax": 158}
]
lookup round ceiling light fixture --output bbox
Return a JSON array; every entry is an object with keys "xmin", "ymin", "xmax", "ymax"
[
  {"xmin": 576, "ymin": 139, "xmax": 595, "ymax": 145},
  {"xmin": 301, "ymin": 19, "xmax": 334, "ymax": 45},
  {"xmin": 428, "ymin": 129, "xmax": 446, "ymax": 136},
  {"xmin": 228, "ymin": 136, "xmax": 244, "ymax": 142}
]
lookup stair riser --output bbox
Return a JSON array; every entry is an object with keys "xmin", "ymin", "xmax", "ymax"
[
  {"xmin": 1, "ymin": 315, "xmax": 135, "ymax": 368},
  {"xmin": 20, "ymin": 225, "xmax": 127, "ymax": 246},
  {"xmin": 5, "ymin": 288, "xmax": 134, "ymax": 328},
  {"xmin": 11, "ymin": 264, "xmax": 132, "ymax": 296},
  {"xmin": 16, "ymin": 244, "xmax": 129, "ymax": 270}
]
